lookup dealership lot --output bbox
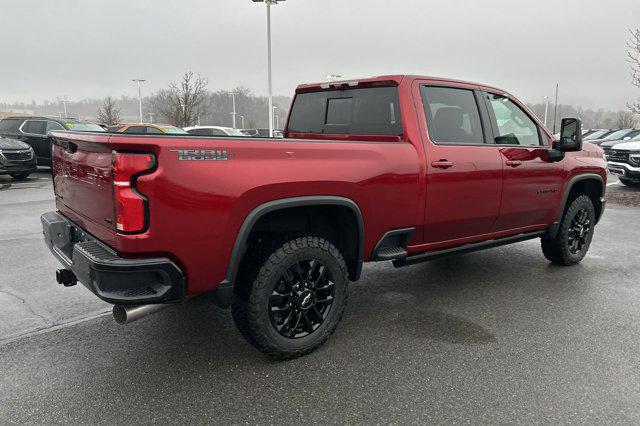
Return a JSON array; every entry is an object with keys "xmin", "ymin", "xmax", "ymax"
[{"xmin": 1, "ymin": 170, "xmax": 639, "ymax": 422}]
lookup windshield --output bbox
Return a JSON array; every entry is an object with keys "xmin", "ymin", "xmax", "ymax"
[
  {"xmin": 583, "ymin": 130, "xmax": 609, "ymax": 140},
  {"xmin": 163, "ymin": 127, "xmax": 189, "ymax": 134},
  {"xmin": 65, "ymin": 122, "xmax": 106, "ymax": 132},
  {"xmin": 602, "ymin": 129, "xmax": 633, "ymax": 140}
]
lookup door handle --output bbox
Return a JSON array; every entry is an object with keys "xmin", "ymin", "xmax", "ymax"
[
  {"xmin": 505, "ymin": 160, "xmax": 522, "ymax": 167},
  {"xmin": 431, "ymin": 160, "xmax": 454, "ymax": 169}
]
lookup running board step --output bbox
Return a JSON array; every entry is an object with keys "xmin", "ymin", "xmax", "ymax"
[
  {"xmin": 393, "ymin": 231, "xmax": 545, "ymax": 267},
  {"xmin": 375, "ymin": 247, "xmax": 408, "ymax": 261}
]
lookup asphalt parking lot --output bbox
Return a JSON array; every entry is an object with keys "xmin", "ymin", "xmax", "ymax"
[{"xmin": 2, "ymin": 171, "xmax": 640, "ymax": 423}]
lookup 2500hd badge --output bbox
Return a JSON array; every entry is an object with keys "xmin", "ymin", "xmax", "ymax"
[{"xmin": 170, "ymin": 149, "xmax": 235, "ymax": 161}]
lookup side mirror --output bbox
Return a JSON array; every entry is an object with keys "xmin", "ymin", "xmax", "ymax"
[{"xmin": 556, "ymin": 118, "xmax": 583, "ymax": 152}]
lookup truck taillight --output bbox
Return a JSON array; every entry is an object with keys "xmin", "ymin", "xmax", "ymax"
[{"xmin": 112, "ymin": 152, "xmax": 155, "ymax": 234}]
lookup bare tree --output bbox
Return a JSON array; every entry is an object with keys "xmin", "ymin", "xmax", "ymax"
[
  {"xmin": 150, "ymin": 71, "xmax": 209, "ymax": 127},
  {"xmin": 627, "ymin": 29, "xmax": 640, "ymax": 115},
  {"xmin": 96, "ymin": 96, "xmax": 120, "ymax": 125},
  {"xmin": 616, "ymin": 110, "xmax": 637, "ymax": 128}
]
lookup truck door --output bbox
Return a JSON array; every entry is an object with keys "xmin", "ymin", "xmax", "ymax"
[
  {"xmin": 482, "ymin": 92, "xmax": 564, "ymax": 231},
  {"xmin": 416, "ymin": 82, "xmax": 503, "ymax": 245}
]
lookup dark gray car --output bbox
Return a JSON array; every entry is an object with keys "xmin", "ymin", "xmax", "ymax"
[{"xmin": 0, "ymin": 135, "xmax": 37, "ymax": 179}]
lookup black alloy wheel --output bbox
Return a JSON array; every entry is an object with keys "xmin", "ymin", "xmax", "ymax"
[{"xmin": 268, "ymin": 259, "xmax": 335, "ymax": 339}]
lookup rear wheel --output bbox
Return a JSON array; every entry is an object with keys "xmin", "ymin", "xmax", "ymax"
[
  {"xmin": 232, "ymin": 236, "xmax": 348, "ymax": 359},
  {"xmin": 619, "ymin": 177, "xmax": 640, "ymax": 187},
  {"xmin": 9, "ymin": 172, "xmax": 31, "ymax": 180},
  {"xmin": 541, "ymin": 195, "xmax": 595, "ymax": 266}
]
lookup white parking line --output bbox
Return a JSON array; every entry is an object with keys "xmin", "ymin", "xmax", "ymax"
[{"xmin": 607, "ymin": 181, "xmax": 621, "ymax": 187}]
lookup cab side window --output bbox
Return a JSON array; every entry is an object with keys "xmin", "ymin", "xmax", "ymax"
[
  {"xmin": 486, "ymin": 93, "xmax": 541, "ymax": 146},
  {"xmin": 421, "ymin": 86, "xmax": 484, "ymax": 144}
]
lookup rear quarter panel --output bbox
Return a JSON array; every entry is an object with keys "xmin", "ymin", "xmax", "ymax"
[{"xmin": 110, "ymin": 136, "xmax": 421, "ymax": 294}]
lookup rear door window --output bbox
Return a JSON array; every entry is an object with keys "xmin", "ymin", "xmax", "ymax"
[
  {"xmin": 21, "ymin": 120, "xmax": 47, "ymax": 135},
  {"xmin": 420, "ymin": 86, "xmax": 485, "ymax": 144},
  {"xmin": 288, "ymin": 86, "xmax": 403, "ymax": 136}
]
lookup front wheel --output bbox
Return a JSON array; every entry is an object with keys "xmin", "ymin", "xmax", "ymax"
[
  {"xmin": 619, "ymin": 177, "xmax": 640, "ymax": 187},
  {"xmin": 541, "ymin": 195, "xmax": 596, "ymax": 266},
  {"xmin": 232, "ymin": 236, "xmax": 349, "ymax": 359}
]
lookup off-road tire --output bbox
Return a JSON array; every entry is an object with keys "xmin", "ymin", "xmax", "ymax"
[
  {"xmin": 619, "ymin": 177, "xmax": 640, "ymax": 187},
  {"xmin": 541, "ymin": 195, "xmax": 595, "ymax": 266},
  {"xmin": 232, "ymin": 236, "xmax": 349, "ymax": 359},
  {"xmin": 9, "ymin": 172, "xmax": 31, "ymax": 180}
]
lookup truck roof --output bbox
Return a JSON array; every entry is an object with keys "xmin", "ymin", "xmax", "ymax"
[{"xmin": 295, "ymin": 74, "xmax": 508, "ymax": 95}]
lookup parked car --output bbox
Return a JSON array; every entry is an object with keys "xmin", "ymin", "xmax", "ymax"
[
  {"xmin": 600, "ymin": 131, "xmax": 640, "ymax": 152},
  {"xmin": 605, "ymin": 139, "xmax": 640, "ymax": 187},
  {"xmin": 582, "ymin": 129, "xmax": 606, "ymax": 138},
  {"xmin": 240, "ymin": 128, "xmax": 284, "ymax": 138},
  {"xmin": 582, "ymin": 129, "xmax": 615, "ymax": 142},
  {"xmin": 588, "ymin": 128, "xmax": 640, "ymax": 146},
  {"xmin": 42, "ymin": 74, "xmax": 606, "ymax": 359},
  {"xmin": 0, "ymin": 116, "xmax": 105, "ymax": 166},
  {"xmin": 108, "ymin": 123, "xmax": 189, "ymax": 134},
  {"xmin": 0, "ymin": 136, "xmax": 37, "ymax": 179},
  {"xmin": 184, "ymin": 126, "xmax": 245, "ymax": 136}
]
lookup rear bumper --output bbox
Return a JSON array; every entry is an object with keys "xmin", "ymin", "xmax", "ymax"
[{"xmin": 41, "ymin": 211, "xmax": 185, "ymax": 305}]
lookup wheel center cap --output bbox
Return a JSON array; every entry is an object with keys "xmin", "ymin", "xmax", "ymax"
[{"xmin": 298, "ymin": 290, "xmax": 315, "ymax": 310}]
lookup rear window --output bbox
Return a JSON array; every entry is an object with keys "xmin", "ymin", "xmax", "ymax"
[{"xmin": 287, "ymin": 86, "xmax": 402, "ymax": 136}]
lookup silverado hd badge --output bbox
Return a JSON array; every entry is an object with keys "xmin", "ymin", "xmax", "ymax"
[{"xmin": 170, "ymin": 149, "xmax": 235, "ymax": 161}]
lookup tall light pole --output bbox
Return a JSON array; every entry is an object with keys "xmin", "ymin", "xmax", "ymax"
[
  {"xmin": 231, "ymin": 92, "xmax": 237, "ymax": 128},
  {"xmin": 132, "ymin": 79, "xmax": 146, "ymax": 123},
  {"xmin": 61, "ymin": 99, "xmax": 70, "ymax": 118},
  {"xmin": 273, "ymin": 105, "xmax": 279, "ymax": 130},
  {"xmin": 239, "ymin": 115, "xmax": 246, "ymax": 129},
  {"xmin": 543, "ymin": 96, "xmax": 549, "ymax": 127},
  {"xmin": 253, "ymin": 0, "xmax": 284, "ymax": 137},
  {"xmin": 148, "ymin": 112, "xmax": 154, "ymax": 124}
]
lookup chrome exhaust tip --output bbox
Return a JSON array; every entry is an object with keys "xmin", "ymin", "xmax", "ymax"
[{"xmin": 112, "ymin": 303, "xmax": 168, "ymax": 325}]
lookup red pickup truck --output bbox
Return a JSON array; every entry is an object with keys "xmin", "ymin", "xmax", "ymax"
[{"xmin": 41, "ymin": 75, "xmax": 606, "ymax": 359}]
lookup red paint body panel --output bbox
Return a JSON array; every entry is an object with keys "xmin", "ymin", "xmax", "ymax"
[{"xmin": 49, "ymin": 75, "xmax": 607, "ymax": 296}]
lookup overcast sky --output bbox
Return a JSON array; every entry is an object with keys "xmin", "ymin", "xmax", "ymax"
[{"xmin": 0, "ymin": 0, "xmax": 638, "ymax": 110}]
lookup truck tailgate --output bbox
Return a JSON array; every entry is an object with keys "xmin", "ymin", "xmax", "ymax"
[{"xmin": 51, "ymin": 132, "xmax": 116, "ymax": 240}]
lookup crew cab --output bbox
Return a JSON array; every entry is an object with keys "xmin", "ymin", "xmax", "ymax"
[{"xmin": 41, "ymin": 75, "xmax": 607, "ymax": 359}]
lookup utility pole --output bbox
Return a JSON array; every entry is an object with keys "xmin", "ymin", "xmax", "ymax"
[
  {"xmin": 132, "ymin": 79, "xmax": 146, "ymax": 124},
  {"xmin": 543, "ymin": 96, "xmax": 549, "ymax": 127},
  {"xmin": 252, "ymin": 0, "xmax": 284, "ymax": 137},
  {"xmin": 552, "ymin": 83, "xmax": 559, "ymax": 134},
  {"xmin": 239, "ymin": 115, "xmax": 246, "ymax": 129},
  {"xmin": 180, "ymin": 103, "xmax": 186, "ymax": 127}
]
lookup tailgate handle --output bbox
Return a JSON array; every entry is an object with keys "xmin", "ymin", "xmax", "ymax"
[{"xmin": 58, "ymin": 139, "xmax": 78, "ymax": 154}]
